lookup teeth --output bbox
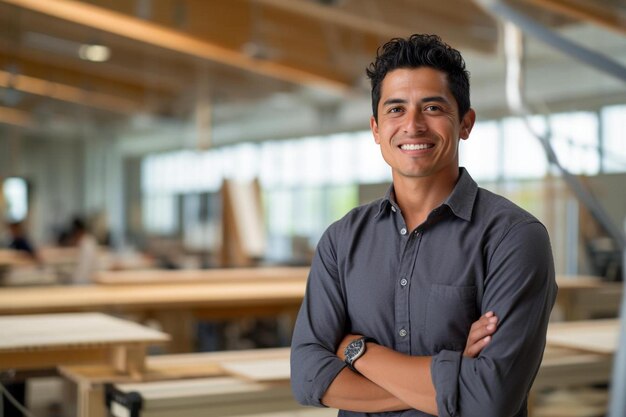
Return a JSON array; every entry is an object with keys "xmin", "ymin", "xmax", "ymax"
[{"xmin": 400, "ymin": 143, "xmax": 432, "ymax": 150}]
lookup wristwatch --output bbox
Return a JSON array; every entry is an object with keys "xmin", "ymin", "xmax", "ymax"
[{"xmin": 344, "ymin": 336, "xmax": 377, "ymax": 372}]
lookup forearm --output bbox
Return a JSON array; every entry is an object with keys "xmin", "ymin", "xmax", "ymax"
[
  {"xmin": 355, "ymin": 344, "xmax": 438, "ymax": 415},
  {"xmin": 322, "ymin": 367, "xmax": 410, "ymax": 412}
]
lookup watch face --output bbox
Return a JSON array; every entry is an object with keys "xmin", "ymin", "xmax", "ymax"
[{"xmin": 345, "ymin": 338, "xmax": 365, "ymax": 364}]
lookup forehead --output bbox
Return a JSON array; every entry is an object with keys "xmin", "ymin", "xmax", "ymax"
[{"xmin": 379, "ymin": 67, "xmax": 452, "ymax": 100}]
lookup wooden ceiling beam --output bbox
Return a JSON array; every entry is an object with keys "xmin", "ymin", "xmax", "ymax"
[
  {"xmin": 0, "ymin": 70, "xmax": 140, "ymax": 113},
  {"xmin": 522, "ymin": 0, "xmax": 626, "ymax": 36},
  {"xmin": 0, "ymin": 48, "xmax": 185, "ymax": 96},
  {"xmin": 251, "ymin": 0, "xmax": 497, "ymax": 53},
  {"xmin": 0, "ymin": 0, "xmax": 351, "ymax": 94},
  {"xmin": 0, "ymin": 105, "xmax": 31, "ymax": 127}
]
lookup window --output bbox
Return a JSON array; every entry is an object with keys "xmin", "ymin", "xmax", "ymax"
[
  {"xmin": 460, "ymin": 120, "xmax": 500, "ymax": 181},
  {"xmin": 602, "ymin": 105, "xmax": 626, "ymax": 173},
  {"xmin": 550, "ymin": 111, "xmax": 599, "ymax": 175},
  {"xmin": 501, "ymin": 116, "xmax": 549, "ymax": 179},
  {"xmin": 139, "ymin": 105, "xmax": 622, "ymax": 248},
  {"xmin": 2, "ymin": 177, "xmax": 28, "ymax": 222}
]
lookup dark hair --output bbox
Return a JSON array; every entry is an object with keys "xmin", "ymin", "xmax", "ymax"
[
  {"xmin": 366, "ymin": 34, "xmax": 470, "ymax": 121},
  {"xmin": 71, "ymin": 217, "xmax": 87, "ymax": 232}
]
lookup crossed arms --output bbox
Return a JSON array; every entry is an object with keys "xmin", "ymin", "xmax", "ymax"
[{"xmin": 322, "ymin": 312, "xmax": 499, "ymax": 414}]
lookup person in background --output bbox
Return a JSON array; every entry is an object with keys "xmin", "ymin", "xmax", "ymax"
[
  {"xmin": 290, "ymin": 34, "xmax": 557, "ymax": 416},
  {"xmin": 7, "ymin": 221, "xmax": 40, "ymax": 263},
  {"xmin": 70, "ymin": 217, "xmax": 99, "ymax": 284}
]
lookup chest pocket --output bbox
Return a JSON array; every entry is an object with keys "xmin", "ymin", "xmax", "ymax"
[{"xmin": 425, "ymin": 284, "xmax": 478, "ymax": 352}]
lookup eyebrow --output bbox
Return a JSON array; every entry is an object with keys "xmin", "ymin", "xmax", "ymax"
[
  {"xmin": 421, "ymin": 96, "xmax": 450, "ymax": 104},
  {"xmin": 382, "ymin": 96, "xmax": 450, "ymax": 107}
]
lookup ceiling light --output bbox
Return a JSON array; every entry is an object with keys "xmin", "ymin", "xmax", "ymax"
[{"xmin": 78, "ymin": 44, "xmax": 111, "ymax": 62}]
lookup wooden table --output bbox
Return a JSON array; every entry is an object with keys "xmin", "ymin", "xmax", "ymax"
[
  {"xmin": 531, "ymin": 319, "xmax": 620, "ymax": 416},
  {"xmin": 0, "ymin": 279, "xmax": 306, "ymax": 316},
  {"xmin": 0, "ymin": 249, "xmax": 34, "ymax": 268},
  {"xmin": 0, "ymin": 312, "xmax": 169, "ymax": 374},
  {"xmin": 94, "ymin": 266, "xmax": 310, "ymax": 285},
  {"xmin": 0, "ymin": 268, "xmax": 308, "ymax": 352},
  {"xmin": 61, "ymin": 328, "xmax": 620, "ymax": 417},
  {"xmin": 534, "ymin": 345, "xmax": 613, "ymax": 391},
  {"xmin": 555, "ymin": 275, "xmax": 623, "ymax": 320},
  {"xmin": 0, "ymin": 312, "xmax": 169, "ymax": 416},
  {"xmin": 61, "ymin": 348, "xmax": 296, "ymax": 417},
  {"xmin": 547, "ymin": 318, "xmax": 619, "ymax": 354}
]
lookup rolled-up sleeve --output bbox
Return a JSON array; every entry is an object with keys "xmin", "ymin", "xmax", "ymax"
[
  {"xmin": 291, "ymin": 226, "xmax": 348, "ymax": 407},
  {"xmin": 431, "ymin": 220, "xmax": 558, "ymax": 417}
]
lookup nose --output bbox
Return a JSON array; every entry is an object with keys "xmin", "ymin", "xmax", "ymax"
[{"xmin": 403, "ymin": 108, "xmax": 428, "ymax": 136}]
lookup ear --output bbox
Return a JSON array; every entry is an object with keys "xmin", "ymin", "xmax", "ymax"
[
  {"xmin": 370, "ymin": 115, "xmax": 381, "ymax": 144},
  {"xmin": 459, "ymin": 108, "xmax": 476, "ymax": 140}
]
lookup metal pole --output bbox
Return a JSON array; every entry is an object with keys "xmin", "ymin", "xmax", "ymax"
[
  {"xmin": 609, "ymin": 247, "xmax": 626, "ymax": 416},
  {"xmin": 476, "ymin": 0, "xmax": 626, "ymax": 84}
]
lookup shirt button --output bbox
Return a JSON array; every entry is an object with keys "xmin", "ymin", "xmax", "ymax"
[
  {"xmin": 399, "ymin": 328, "xmax": 408, "ymax": 337},
  {"xmin": 400, "ymin": 278, "xmax": 408, "ymax": 287},
  {"xmin": 400, "ymin": 228, "xmax": 407, "ymax": 235},
  {"xmin": 391, "ymin": 206, "xmax": 397, "ymax": 213}
]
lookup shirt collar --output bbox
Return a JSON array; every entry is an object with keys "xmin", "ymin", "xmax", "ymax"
[
  {"xmin": 375, "ymin": 185, "xmax": 398, "ymax": 218},
  {"xmin": 444, "ymin": 167, "xmax": 478, "ymax": 222},
  {"xmin": 375, "ymin": 168, "xmax": 478, "ymax": 221}
]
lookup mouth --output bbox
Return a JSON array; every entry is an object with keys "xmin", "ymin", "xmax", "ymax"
[{"xmin": 399, "ymin": 143, "xmax": 435, "ymax": 151}]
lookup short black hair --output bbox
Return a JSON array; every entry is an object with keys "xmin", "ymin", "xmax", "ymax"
[
  {"xmin": 366, "ymin": 34, "xmax": 470, "ymax": 121},
  {"xmin": 71, "ymin": 217, "xmax": 87, "ymax": 232}
]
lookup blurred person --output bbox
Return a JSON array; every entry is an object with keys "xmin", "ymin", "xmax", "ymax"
[
  {"xmin": 290, "ymin": 34, "xmax": 557, "ymax": 416},
  {"xmin": 69, "ymin": 217, "xmax": 99, "ymax": 284},
  {"xmin": 6, "ymin": 221, "xmax": 40, "ymax": 263}
]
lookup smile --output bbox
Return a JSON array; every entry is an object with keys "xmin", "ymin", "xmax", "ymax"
[{"xmin": 399, "ymin": 143, "xmax": 434, "ymax": 150}]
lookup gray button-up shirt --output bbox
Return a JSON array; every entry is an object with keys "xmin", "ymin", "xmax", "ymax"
[{"xmin": 290, "ymin": 168, "xmax": 557, "ymax": 417}]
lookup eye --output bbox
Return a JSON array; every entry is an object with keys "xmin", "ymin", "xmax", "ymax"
[
  {"xmin": 424, "ymin": 105, "xmax": 441, "ymax": 112},
  {"xmin": 388, "ymin": 106, "xmax": 404, "ymax": 113}
]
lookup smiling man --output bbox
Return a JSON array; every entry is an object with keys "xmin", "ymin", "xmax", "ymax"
[{"xmin": 290, "ymin": 34, "xmax": 557, "ymax": 417}]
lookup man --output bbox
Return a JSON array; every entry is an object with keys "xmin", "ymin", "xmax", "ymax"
[
  {"xmin": 290, "ymin": 34, "xmax": 557, "ymax": 416},
  {"xmin": 7, "ymin": 221, "xmax": 40, "ymax": 262},
  {"xmin": 69, "ymin": 217, "xmax": 99, "ymax": 284}
]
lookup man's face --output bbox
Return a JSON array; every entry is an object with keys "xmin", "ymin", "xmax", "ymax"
[{"xmin": 370, "ymin": 67, "xmax": 475, "ymax": 182}]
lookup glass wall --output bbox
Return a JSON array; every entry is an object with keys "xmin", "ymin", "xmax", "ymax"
[{"xmin": 141, "ymin": 105, "xmax": 625, "ymax": 262}]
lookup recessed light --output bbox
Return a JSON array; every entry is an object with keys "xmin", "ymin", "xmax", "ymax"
[{"xmin": 78, "ymin": 44, "xmax": 111, "ymax": 62}]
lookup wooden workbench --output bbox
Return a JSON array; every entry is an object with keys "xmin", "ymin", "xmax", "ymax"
[
  {"xmin": 0, "ymin": 267, "xmax": 308, "ymax": 352},
  {"xmin": 547, "ymin": 318, "xmax": 619, "ymax": 354},
  {"xmin": 0, "ymin": 279, "xmax": 306, "ymax": 318},
  {"xmin": 0, "ymin": 249, "xmax": 34, "ymax": 268},
  {"xmin": 94, "ymin": 266, "xmax": 310, "ymax": 285},
  {"xmin": 61, "ymin": 322, "xmax": 620, "ymax": 417},
  {"xmin": 0, "ymin": 312, "xmax": 169, "ymax": 416},
  {"xmin": 0, "ymin": 312, "xmax": 169, "ymax": 374},
  {"xmin": 555, "ymin": 275, "xmax": 623, "ymax": 320}
]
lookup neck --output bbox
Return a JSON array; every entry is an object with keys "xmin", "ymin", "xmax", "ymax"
[{"xmin": 392, "ymin": 169, "xmax": 459, "ymax": 231}]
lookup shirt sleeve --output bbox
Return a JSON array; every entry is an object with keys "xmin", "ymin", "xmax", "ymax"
[
  {"xmin": 290, "ymin": 226, "xmax": 349, "ymax": 407},
  {"xmin": 431, "ymin": 220, "xmax": 558, "ymax": 417}
]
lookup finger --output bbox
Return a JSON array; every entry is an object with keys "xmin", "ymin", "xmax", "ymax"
[
  {"xmin": 474, "ymin": 312, "xmax": 497, "ymax": 328},
  {"xmin": 464, "ymin": 335, "xmax": 492, "ymax": 357},
  {"xmin": 469, "ymin": 315, "xmax": 497, "ymax": 336},
  {"xmin": 467, "ymin": 316, "xmax": 498, "ymax": 345}
]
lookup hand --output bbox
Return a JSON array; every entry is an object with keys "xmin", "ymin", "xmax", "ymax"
[
  {"xmin": 464, "ymin": 311, "xmax": 498, "ymax": 357},
  {"xmin": 336, "ymin": 333, "xmax": 363, "ymax": 361}
]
